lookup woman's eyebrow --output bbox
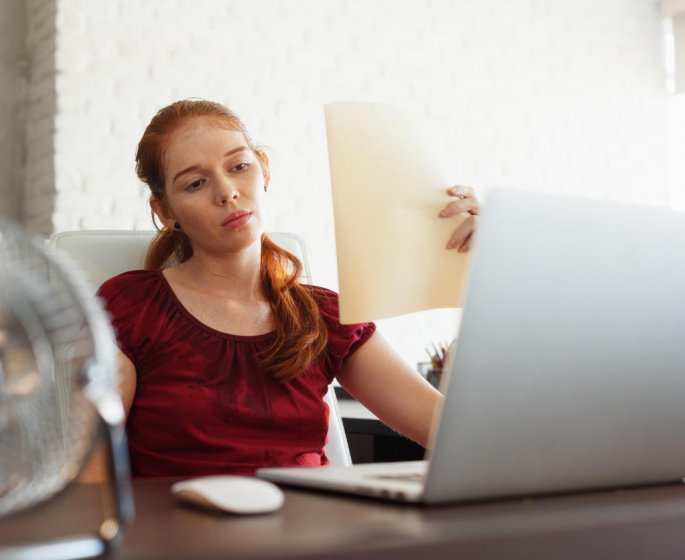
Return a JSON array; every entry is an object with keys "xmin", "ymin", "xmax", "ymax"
[
  {"xmin": 171, "ymin": 146, "xmax": 250, "ymax": 184},
  {"xmin": 222, "ymin": 146, "xmax": 249, "ymax": 158}
]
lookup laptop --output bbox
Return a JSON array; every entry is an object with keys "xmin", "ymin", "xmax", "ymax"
[{"xmin": 258, "ymin": 190, "xmax": 685, "ymax": 504}]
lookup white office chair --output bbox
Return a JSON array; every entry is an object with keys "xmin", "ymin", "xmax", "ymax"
[{"xmin": 47, "ymin": 229, "xmax": 352, "ymax": 467}]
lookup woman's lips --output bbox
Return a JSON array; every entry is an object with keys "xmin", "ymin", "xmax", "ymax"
[{"xmin": 222, "ymin": 211, "xmax": 252, "ymax": 229}]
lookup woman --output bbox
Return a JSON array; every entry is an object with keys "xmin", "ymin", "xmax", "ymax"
[{"xmin": 97, "ymin": 99, "xmax": 479, "ymax": 477}]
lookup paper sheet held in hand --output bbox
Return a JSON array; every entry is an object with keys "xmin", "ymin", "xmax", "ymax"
[{"xmin": 325, "ymin": 102, "xmax": 470, "ymax": 324}]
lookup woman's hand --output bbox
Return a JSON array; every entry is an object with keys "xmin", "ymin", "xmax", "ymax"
[{"xmin": 439, "ymin": 185, "xmax": 479, "ymax": 252}]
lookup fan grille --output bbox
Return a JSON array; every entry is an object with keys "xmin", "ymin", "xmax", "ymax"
[{"xmin": 0, "ymin": 224, "xmax": 116, "ymax": 516}]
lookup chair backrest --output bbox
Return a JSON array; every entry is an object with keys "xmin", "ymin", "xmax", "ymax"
[
  {"xmin": 46, "ymin": 229, "xmax": 352, "ymax": 467},
  {"xmin": 47, "ymin": 230, "xmax": 313, "ymax": 291}
]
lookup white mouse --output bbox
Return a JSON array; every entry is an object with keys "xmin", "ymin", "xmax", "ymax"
[{"xmin": 171, "ymin": 475, "xmax": 284, "ymax": 515}]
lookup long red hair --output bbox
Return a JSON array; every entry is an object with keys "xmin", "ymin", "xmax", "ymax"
[{"xmin": 135, "ymin": 99, "xmax": 327, "ymax": 381}]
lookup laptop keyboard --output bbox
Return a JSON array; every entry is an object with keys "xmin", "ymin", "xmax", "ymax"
[{"xmin": 369, "ymin": 473, "xmax": 425, "ymax": 483}]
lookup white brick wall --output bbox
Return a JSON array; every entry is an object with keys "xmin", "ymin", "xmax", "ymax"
[
  {"xmin": 0, "ymin": 0, "xmax": 28, "ymax": 223},
  {"xmin": 25, "ymin": 0, "xmax": 671, "ymax": 365},
  {"xmin": 24, "ymin": 0, "xmax": 57, "ymax": 233}
]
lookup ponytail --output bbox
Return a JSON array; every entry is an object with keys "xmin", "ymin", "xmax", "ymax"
[
  {"xmin": 144, "ymin": 229, "xmax": 192, "ymax": 270},
  {"xmin": 258, "ymin": 234, "xmax": 328, "ymax": 381}
]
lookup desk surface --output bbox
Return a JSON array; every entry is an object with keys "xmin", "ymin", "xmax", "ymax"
[{"xmin": 3, "ymin": 479, "xmax": 685, "ymax": 559}]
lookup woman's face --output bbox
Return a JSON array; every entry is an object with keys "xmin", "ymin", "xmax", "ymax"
[{"xmin": 153, "ymin": 117, "xmax": 270, "ymax": 256}]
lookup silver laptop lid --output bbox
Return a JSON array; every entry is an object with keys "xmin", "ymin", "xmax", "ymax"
[{"xmin": 423, "ymin": 190, "xmax": 685, "ymax": 503}]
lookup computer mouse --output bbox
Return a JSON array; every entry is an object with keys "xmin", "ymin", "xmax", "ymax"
[{"xmin": 171, "ymin": 475, "xmax": 284, "ymax": 515}]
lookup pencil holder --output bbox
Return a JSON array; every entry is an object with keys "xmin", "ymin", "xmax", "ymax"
[{"xmin": 426, "ymin": 368, "xmax": 442, "ymax": 390}]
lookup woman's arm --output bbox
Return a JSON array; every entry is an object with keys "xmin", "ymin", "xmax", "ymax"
[
  {"xmin": 78, "ymin": 350, "xmax": 136, "ymax": 483},
  {"xmin": 336, "ymin": 332, "xmax": 442, "ymax": 448},
  {"xmin": 117, "ymin": 350, "xmax": 137, "ymax": 418}
]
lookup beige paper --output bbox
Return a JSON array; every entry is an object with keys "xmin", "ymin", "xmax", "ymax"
[{"xmin": 325, "ymin": 102, "xmax": 470, "ymax": 324}]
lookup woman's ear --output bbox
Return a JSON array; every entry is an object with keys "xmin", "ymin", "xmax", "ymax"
[
  {"xmin": 256, "ymin": 149, "xmax": 271, "ymax": 189},
  {"xmin": 150, "ymin": 197, "xmax": 175, "ymax": 230}
]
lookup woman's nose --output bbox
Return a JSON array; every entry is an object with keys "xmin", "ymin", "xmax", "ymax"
[{"xmin": 216, "ymin": 184, "xmax": 240, "ymax": 205}]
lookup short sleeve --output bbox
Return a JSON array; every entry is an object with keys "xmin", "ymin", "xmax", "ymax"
[
  {"xmin": 308, "ymin": 286, "xmax": 376, "ymax": 378},
  {"xmin": 96, "ymin": 270, "xmax": 159, "ymax": 366}
]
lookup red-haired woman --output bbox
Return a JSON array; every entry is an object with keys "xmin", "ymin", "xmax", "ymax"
[{"xmin": 96, "ymin": 99, "xmax": 479, "ymax": 478}]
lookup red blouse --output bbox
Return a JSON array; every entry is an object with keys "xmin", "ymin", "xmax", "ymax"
[{"xmin": 97, "ymin": 270, "xmax": 375, "ymax": 478}]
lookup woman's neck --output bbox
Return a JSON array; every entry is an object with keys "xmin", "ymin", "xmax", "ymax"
[
  {"xmin": 168, "ymin": 243, "xmax": 265, "ymax": 302},
  {"xmin": 160, "ymin": 242, "xmax": 275, "ymax": 336}
]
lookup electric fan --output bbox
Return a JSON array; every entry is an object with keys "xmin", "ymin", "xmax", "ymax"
[{"xmin": 0, "ymin": 219, "xmax": 133, "ymax": 559}]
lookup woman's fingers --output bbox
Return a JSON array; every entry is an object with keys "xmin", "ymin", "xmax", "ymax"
[
  {"xmin": 440, "ymin": 185, "xmax": 480, "ymax": 251},
  {"xmin": 440, "ymin": 185, "xmax": 480, "ymax": 218},
  {"xmin": 439, "ymin": 197, "xmax": 479, "ymax": 218},
  {"xmin": 447, "ymin": 185, "xmax": 476, "ymax": 199},
  {"xmin": 446, "ymin": 214, "xmax": 477, "ymax": 251}
]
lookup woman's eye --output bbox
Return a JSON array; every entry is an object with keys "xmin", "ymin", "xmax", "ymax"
[
  {"xmin": 187, "ymin": 179, "xmax": 204, "ymax": 191},
  {"xmin": 234, "ymin": 162, "xmax": 249, "ymax": 172}
]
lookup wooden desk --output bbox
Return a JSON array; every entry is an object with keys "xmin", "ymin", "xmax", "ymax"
[{"xmin": 3, "ymin": 479, "xmax": 685, "ymax": 559}]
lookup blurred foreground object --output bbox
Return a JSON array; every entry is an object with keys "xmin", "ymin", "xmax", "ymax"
[{"xmin": 0, "ymin": 219, "xmax": 133, "ymax": 559}]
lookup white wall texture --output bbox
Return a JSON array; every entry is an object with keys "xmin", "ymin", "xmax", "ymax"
[
  {"xmin": 0, "ymin": 0, "xmax": 28, "ymax": 222},
  {"xmin": 24, "ymin": 0, "xmax": 57, "ymax": 233},
  {"xmin": 24, "ymin": 0, "xmax": 670, "ymax": 366}
]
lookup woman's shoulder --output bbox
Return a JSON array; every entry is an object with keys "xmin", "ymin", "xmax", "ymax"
[
  {"xmin": 303, "ymin": 284, "xmax": 337, "ymax": 299},
  {"xmin": 97, "ymin": 269, "xmax": 163, "ymax": 300},
  {"xmin": 302, "ymin": 284, "xmax": 339, "ymax": 312},
  {"xmin": 301, "ymin": 284, "xmax": 376, "ymax": 363},
  {"xmin": 302, "ymin": 284, "xmax": 374, "ymax": 330}
]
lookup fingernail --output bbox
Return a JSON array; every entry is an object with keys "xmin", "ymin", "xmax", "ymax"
[
  {"xmin": 440, "ymin": 208, "xmax": 453, "ymax": 217},
  {"xmin": 447, "ymin": 240, "xmax": 457, "ymax": 249}
]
